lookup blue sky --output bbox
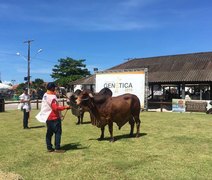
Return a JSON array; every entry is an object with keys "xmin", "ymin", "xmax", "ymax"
[{"xmin": 0, "ymin": 0, "xmax": 212, "ymax": 84}]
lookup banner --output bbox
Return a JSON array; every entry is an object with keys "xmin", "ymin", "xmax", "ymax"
[
  {"xmin": 172, "ymin": 99, "xmax": 186, "ymax": 112},
  {"xmin": 96, "ymin": 69, "xmax": 146, "ymax": 109},
  {"xmin": 172, "ymin": 99, "xmax": 211, "ymax": 112}
]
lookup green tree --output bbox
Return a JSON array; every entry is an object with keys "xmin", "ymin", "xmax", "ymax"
[
  {"xmin": 51, "ymin": 57, "xmax": 90, "ymax": 87},
  {"xmin": 31, "ymin": 78, "xmax": 46, "ymax": 99},
  {"xmin": 16, "ymin": 83, "xmax": 27, "ymax": 95},
  {"xmin": 31, "ymin": 78, "xmax": 45, "ymax": 90},
  {"xmin": 16, "ymin": 78, "xmax": 46, "ymax": 99}
]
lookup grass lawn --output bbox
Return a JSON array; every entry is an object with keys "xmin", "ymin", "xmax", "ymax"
[{"xmin": 0, "ymin": 110, "xmax": 211, "ymax": 180}]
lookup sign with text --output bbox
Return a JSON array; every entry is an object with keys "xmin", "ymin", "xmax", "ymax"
[
  {"xmin": 96, "ymin": 69, "xmax": 146, "ymax": 109},
  {"xmin": 185, "ymin": 101, "xmax": 207, "ymax": 112},
  {"xmin": 172, "ymin": 99, "xmax": 211, "ymax": 112},
  {"xmin": 172, "ymin": 99, "xmax": 186, "ymax": 112}
]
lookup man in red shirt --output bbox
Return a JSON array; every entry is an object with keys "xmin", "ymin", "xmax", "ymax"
[{"xmin": 42, "ymin": 82, "xmax": 71, "ymax": 153}]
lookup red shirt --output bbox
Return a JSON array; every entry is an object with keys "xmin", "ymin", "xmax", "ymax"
[{"xmin": 47, "ymin": 91, "xmax": 67, "ymax": 121}]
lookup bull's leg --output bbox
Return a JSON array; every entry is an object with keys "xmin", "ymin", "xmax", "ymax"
[
  {"xmin": 108, "ymin": 122, "xmax": 114, "ymax": 142},
  {"xmin": 129, "ymin": 118, "xmax": 135, "ymax": 137},
  {"xmin": 80, "ymin": 112, "xmax": 84, "ymax": 124},
  {"xmin": 99, "ymin": 126, "xmax": 105, "ymax": 140},
  {"xmin": 76, "ymin": 116, "xmax": 80, "ymax": 125},
  {"xmin": 134, "ymin": 116, "xmax": 141, "ymax": 137}
]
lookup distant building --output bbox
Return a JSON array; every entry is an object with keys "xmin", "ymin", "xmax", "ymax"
[
  {"xmin": 70, "ymin": 75, "xmax": 95, "ymax": 92},
  {"xmin": 70, "ymin": 52, "xmax": 212, "ymax": 101}
]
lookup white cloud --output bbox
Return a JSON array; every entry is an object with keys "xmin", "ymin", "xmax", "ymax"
[
  {"xmin": 0, "ymin": 0, "xmax": 159, "ymax": 31},
  {"xmin": 2, "ymin": 81, "xmax": 12, "ymax": 85}
]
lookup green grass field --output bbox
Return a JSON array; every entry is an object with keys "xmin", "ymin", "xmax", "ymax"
[{"xmin": 0, "ymin": 110, "xmax": 211, "ymax": 180}]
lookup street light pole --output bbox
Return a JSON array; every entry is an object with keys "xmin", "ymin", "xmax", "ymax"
[{"xmin": 24, "ymin": 40, "xmax": 34, "ymax": 94}]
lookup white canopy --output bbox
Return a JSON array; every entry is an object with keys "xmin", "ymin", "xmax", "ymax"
[{"xmin": 0, "ymin": 83, "xmax": 12, "ymax": 90}]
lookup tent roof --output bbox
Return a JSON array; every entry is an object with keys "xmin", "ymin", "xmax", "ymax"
[{"xmin": 0, "ymin": 83, "xmax": 12, "ymax": 90}]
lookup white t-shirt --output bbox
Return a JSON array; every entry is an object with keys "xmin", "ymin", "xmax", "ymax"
[
  {"xmin": 19, "ymin": 93, "xmax": 31, "ymax": 112},
  {"xmin": 185, "ymin": 94, "xmax": 191, "ymax": 100}
]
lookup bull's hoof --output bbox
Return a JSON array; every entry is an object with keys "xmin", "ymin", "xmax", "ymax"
[
  {"xmin": 136, "ymin": 134, "xmax": 140, "ymax": 138},
  {"xmin": 98, "ymin": 137, "xmax": 104, "ymax": 141},
  {"xmin": 98, "ymin": 135, "xmax": 104, "ymax": 141},
  {"xmin": 110, "ymin": 138, "xmax": 115, "ymax": 142},
  {"xmin": 129, "ymin": 133, "xmax": 134, "ymax": 137}
]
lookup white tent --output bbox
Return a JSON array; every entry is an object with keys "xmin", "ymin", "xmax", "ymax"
[{"xmin": 0, "ymin": 83, "xmax": 12, "ymax": 91}]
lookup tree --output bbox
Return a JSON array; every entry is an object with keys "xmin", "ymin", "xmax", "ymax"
[
  {"xmin": 31, "ymin": 78, "xmax": 46, "ymax": 99},
  {"xmin": 16, "ymin": 83, "xmax": 27, "ymax": 95},
  {"xmin": 31, "ymin": 78, "xmax": 45, "ymax": 90},
  {"xmin": 51, "ymin": 57, "xmax": 90, "ymax": 87},
  {"xmin": 16, "ymin": 78, "xmax": 46, "ymax": 99}
]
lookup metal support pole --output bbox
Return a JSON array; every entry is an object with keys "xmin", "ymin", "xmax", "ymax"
[{"xmin": 24, "ymin": 40, "xmax": 34, "ymax": 94}]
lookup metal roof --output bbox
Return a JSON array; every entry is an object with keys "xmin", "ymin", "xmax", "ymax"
[
  {"xmin": 70, "ymin": 75, "xmax": 95, "ymax": 85},
  {"xmin": 109, "ymin": 52, "xmax": 212, "ymax": 83},
  {"xmin": 70, "ymin": 52, "xmax": 212, "ymax": 84}
]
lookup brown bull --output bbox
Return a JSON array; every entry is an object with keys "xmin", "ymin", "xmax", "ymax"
[{"xmin": 76, "ymin": 89, "xmax": 141, "ymax": 142}]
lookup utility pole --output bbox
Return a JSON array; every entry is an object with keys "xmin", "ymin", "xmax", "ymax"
[{"xmin": 24, "ymin": 40, "xmax": 34, "ymax": 94}]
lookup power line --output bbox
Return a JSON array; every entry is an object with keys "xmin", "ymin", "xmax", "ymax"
[
  {"xmin": 0, "ymin": 51, "xmax": 20, "ymax": 56},
  {"xmin": 0, "ymin": 51, "xmax": 56, "ymax": 63}
]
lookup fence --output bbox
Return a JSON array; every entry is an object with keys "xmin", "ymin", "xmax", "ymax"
[
  {"xmin": 0, "ymin": 99, "xmax": 5, "ymax": 112},
  {"xmin": 0, "ymin": 99, "xmax": 67, "ymax": 112},
  {"xmin": 1, "ymin": 99, "xmax": 208, "ymax": 113},
  {"xmin": 1, "ymin": 99, "xmax": 171, "ymax": 112},
  {"xmin": 147, "ymin": 101, "xmax": 172, "ymax": 112}
]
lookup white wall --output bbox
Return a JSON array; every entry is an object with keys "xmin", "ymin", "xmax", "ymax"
[{"xmin": 96, "ymin": 70, "xmax": 146, "ymax": 109}]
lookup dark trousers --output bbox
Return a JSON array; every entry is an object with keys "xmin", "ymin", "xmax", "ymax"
[
  {"xmin": 46, "ymin": 119, "xmax": 62, "ymax": 150},
  {"xmin": 23, "ymin": 109, "xmax": 29, "ymax": 128}
]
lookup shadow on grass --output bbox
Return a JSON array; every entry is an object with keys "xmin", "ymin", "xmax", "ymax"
[
  {"xmin": 30, "ymin": 125, "xmax": 45, "ymax": 129},
  {"xmin": 61, "ymin": 142, "xmax": 89, "ymax": 151},
  {"xmin": 115, "ymin": 132, "xmax": 147, "ymax": 140},
  {"xmin": 89, "ymin": 132, "xmax": 147, "ymax": 142},
  {"xmin": 81, "ymin": 121, "xmax": 91, "ymax": 125},
  {"xmin": 75, "ymin": 121, "xmax": 91, "ymax": 125}
]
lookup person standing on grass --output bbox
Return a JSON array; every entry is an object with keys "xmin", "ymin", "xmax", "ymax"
[
  {"xmin": 19, "ymin": 88, "xmax": 31, "ymax": 129},
  {"xmin": 36, "ymin": 82, "xmax": 71, "ymax": 153}
]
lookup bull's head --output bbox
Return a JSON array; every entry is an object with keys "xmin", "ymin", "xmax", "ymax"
[{"xmin": 76, "ymin": 91, "xmax": 93, "ymax": 106}]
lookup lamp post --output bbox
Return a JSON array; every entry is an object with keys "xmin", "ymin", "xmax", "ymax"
[
  {"xmin": 24, "ymin": 40, "xmax": 34, "ymax": 94},
  {"xmin": 17, "ymin": 40, "xmax": 42, "ymax": 94}
]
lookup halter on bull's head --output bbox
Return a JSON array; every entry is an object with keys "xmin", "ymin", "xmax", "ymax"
[{"xmin": 76, "ymin": 90, "xmax": 94, "ymax": 106}]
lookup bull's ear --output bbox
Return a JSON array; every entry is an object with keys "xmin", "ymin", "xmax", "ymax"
[{"xmin": 89, "ymin": 93, "xmax": 94, "ymax": 98}]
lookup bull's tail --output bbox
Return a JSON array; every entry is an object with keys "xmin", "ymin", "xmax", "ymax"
[
  {"xmin": 130, "ymin": 95, "xmax": 141, "ymax": 117},
  {"xmin": 130, "ymin": 95, "xmax": 141, "ymax": 137}
]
